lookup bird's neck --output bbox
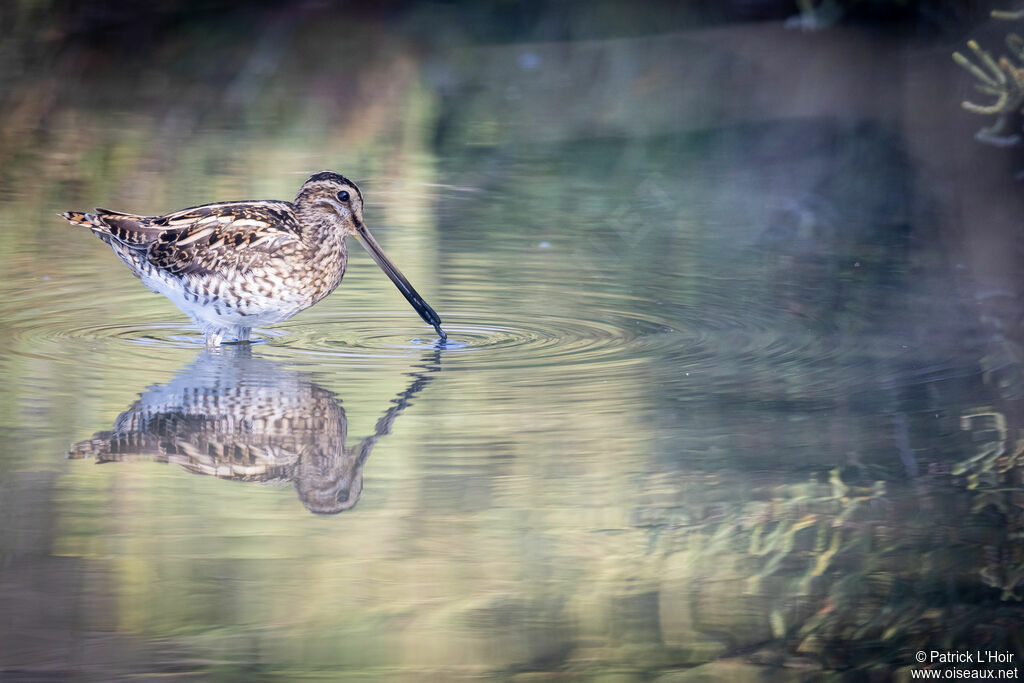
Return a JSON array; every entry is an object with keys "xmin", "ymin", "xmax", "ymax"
[
  {"xmin": 293, "ymin": 206, "xmax": 348, "ymax": 299},
  {"xmin": 295, "ymin": 204, "xmax": 344, "ymax": 250}
]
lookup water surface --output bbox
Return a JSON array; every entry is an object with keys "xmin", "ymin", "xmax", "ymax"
[{"xmin": 1, "ymin": 5, "xmax": 1022, "ymax": 680}]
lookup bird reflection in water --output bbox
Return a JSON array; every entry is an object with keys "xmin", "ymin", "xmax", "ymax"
[{"xmin": 69, "ymin": 346, "xmax": 441, "ymax": 514}]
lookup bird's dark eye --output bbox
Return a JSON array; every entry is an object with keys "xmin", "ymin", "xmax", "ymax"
[{"xmin": 337, "ymin": 190, "xmax": 350, "ymax": 202}]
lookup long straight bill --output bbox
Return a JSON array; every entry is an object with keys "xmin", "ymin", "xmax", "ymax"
[{"xmin": 354, "ymin": 224, "xmax": 447, "ymax": 341}]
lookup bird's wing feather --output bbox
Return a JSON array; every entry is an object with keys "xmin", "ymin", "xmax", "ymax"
[{"xmin": 140, "ymin": 201, "xmax": 302, "ymax": 276}]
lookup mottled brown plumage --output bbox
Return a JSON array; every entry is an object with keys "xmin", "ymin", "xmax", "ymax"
[{"xmin": 61, "ymin": 171, "xmax": 446, "ymax": 346}]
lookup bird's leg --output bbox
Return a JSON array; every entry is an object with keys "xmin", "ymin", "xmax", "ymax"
[
  {"xmin": 205, "ymin": 330, "xmax": 225, "ymax": 347},
  {"xmin": 235, "ymin": 327, "xmax": 251, "ymax": 343}
]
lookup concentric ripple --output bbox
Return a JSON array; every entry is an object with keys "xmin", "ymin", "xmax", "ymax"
[
  {"xmin": 4, "ymin": 278, "xmax": 696, "ymax": 372},
  {"xmin": 2, "ymin": 264, "xmax": 975, "ymax": 400},
  {"xmin": 0, "ymin": 269, "xmax": 900, "ymax": 392},
  {"xmin": 265, "ymin": 310, "xmax": 690, "ymax": 369}
]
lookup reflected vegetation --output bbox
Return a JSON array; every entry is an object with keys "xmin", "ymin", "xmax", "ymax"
[{"xmin": 69, "ymin": 346, "xmax": 441, "ymax": 514}]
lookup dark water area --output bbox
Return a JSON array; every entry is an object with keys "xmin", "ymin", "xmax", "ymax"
[{"xmin": 1, "ymin": 1, "xmax": 1023, "ymax": 680}]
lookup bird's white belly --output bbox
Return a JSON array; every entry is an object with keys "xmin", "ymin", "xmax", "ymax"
[{"xmin": 140, "ymin": 269, "xmax": 307, "ymax": 330}]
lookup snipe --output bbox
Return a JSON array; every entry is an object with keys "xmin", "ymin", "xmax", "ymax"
[{"xmin": 60, "ymin": 171, "xmax": 446, "ymax": 346}]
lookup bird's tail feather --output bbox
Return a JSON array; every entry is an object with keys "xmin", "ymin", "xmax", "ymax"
[
  {"xmin": 68, "ymin": 435, "xmax": 111, "ymax": 459},
  {"xmin": 60, "ymin": 210, "xmax": 96, "ymax": 227}
]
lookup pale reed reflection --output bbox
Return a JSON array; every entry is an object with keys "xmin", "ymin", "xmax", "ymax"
[{"xmin": 69, "ymin": 346, "xmax": 441, "ymax": 514}]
